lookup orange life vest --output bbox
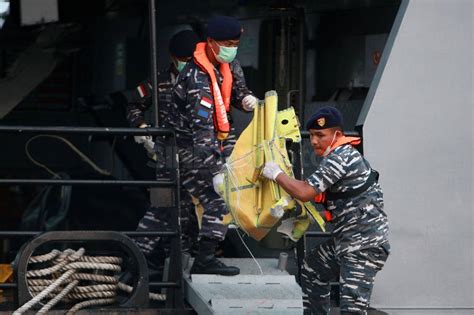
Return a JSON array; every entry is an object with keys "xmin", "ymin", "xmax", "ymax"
[
  {"xmin": 313, "ymin": 135, "xmax": 362, "ymax": 221},
  {"xmin": 193, "ymin": 42, "xmax": 233, "ymax": 140}
]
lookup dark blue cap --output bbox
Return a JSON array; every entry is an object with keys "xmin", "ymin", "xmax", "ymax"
[
  {"xmin": 206, "ymin": 16, "xmax": 242, "ymax": 41},
  {"xmin": 305, "ymin": 106, "xmax": 343, "ymax": 130},
  {"xmin": 169, "ymin": 30, "xmax": 198, "ymax": 58}
]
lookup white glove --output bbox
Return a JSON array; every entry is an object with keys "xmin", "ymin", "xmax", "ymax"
[
  {"xmin": 134, "ymin": 135, "xmax": 153, "ymax": 144},
  {"xmin": 134, "ymin": 124, "xmax": 152, "ymax": 144},
  {"xmin": 262, "ymin": 162, "xmax": 283, "ymax": 181},
  {"xmin": 242, "ymin": 95, "xmax": 258, "ymax": 111},
  {"xmin": 212, "ymin": 173, "xmax": 225, "ymax": 196},
  {"xmin": 134, "ymin": 124, "xmax": 156, "ymax": 160}
]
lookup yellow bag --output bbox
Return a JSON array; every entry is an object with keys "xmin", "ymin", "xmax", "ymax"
[{"xmin": 215, "ymin": 91, "xmax": 325, "ymax": 242}]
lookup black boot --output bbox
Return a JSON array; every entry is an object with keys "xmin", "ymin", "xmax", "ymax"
[{"xmin": 190, "ymin": 237, "xmax": 240, "ymax": 276}]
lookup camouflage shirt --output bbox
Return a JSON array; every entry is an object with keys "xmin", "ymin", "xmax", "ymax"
[
  {"xmin": 306, "ymin": 144, "xmax": 390, "ymax": 255},
  {"xmin": 126, "ymin": 64, "xmax": 177, "ymax": 128},
  {"xmin": 168, "ymin": 58, "xmax": 253, "ymax": 173}
]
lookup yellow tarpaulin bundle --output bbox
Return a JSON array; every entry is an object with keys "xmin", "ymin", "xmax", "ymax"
[
  {"xmin": 213, "ymin": 90, "xmax": 325, "ymax": 242},
  {"xmin": 0, "ymin": 264, "xmax": 13, "ymax": 302}
]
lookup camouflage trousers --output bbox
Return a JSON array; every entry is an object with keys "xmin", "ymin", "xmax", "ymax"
[
  {"xmin": 134, "ymin": 187, "xmax": 199, "ymax": 260},
  {"xmin": 134, "ymin": 130, "xmax": 236, "ymax": 257},
  {"xmin": 301, "ymin": 239, "xmax": 389, "ymax": 314},
  {"xmin": 179, "ymin": 142, "xmax": 234, "ymax": 242}
]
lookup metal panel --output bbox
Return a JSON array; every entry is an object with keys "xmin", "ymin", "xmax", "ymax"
[
  {"xmin": 20, "ymin": 0, "xmax": 58, "ymax": 26},
  {"xmin": 365, "ymin": 34, "xmax": 388, "ymax": 86},
  {"xmin": 184, "ymin": 258, "xmax": 303, "ymax": 315},
  {"xmin": 362, "ymin": 0, "xmax": 473, "ymax": 311}
]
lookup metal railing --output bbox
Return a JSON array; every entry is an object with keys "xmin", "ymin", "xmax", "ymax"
[{"xmin": 0, "ymin": 125, "xmax": 184, "ymax": 310}]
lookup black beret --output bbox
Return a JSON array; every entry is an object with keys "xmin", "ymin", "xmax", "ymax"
[
  {"xmin": 169, "ymin": 30, "xmax": 198, "ymax": 58},
  {"xmin": 206, "ymin": 16, "xmax": 242, "ymax": 41},
  {"xmin": 306, "ymin": 106, "xmax": 344, "ymax": 130}
]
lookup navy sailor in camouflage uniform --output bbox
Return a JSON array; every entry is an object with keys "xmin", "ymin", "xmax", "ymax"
[
  {"xmin": 126, "ymin": 30, "xmax": 199, "ymax": 263},
  {"xmin": 262, "ymin": 106, "xmax": 390, "ymax": 314},
  {"xmin": 166, "ymin": 16, "xmax": 258, "ymax": 276}
]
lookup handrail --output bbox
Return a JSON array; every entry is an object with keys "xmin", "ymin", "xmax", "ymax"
[
  {"xmin": 0, "ymin": 231, "xmax": 180, "ymax": 237},
  {"xmin": 0, "ymin": 179, "xmax": 175, "ymax": 186},
  {"xmin": 0, "ymin": 124, "xmax": 184, "ymax": 309},
  {"xmin": 0, "ymin": 125, "xmax": 174, "ymax": 136}
]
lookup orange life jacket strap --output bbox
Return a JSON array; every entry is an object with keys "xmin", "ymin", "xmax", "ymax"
[
  {"xmin": 219, "ymin": 63, "xmax": 232, "ymax": 112},
  {"xmin": 316, "ymin": 135, "xmax": 362, "ymax": 222},
  {"xmin": 314, "ymin": 193, "xmax": 326, "ymax": 204},
  {"xmin": 314, "ymin": 192, "xmax": 332, "ymax": 222},
  {"xmin": 193, "ymin": 42, "xmax": 232, "ymax": 139},
  {"xmin": 326, "ymin": 136, "xmax": 361, "ymax": 155},
  {"xmin": 324, "ymin": 210, "xmax": 333, "ymax": 222}
]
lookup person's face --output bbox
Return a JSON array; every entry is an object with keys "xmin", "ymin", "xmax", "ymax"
[
  {"xmin": 171, "ymin": 55, "xmax": 192, "ymax": 64},
  {"xmin": 309, "ymin": 128, "xmax": 340, "ymax": 156},
  {"xmin": 208, "ymin": 38, "xmax": 240, "ymax": 54},
  {"xmin": 171, "ymin": 55, "xmax": 192, "ymax": 71}
]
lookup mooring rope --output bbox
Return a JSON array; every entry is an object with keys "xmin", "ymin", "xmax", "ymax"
[
  {"xmin": 13, "ymin": 247, "xmax": 166, "ymax": 314},
  {"xmin": 14, "ymin": 268, "xmax": 77, "ymax": 314},
  {"xmin": 37, "ymin": 280, "xmax": 79, "ymax": 314},
  {"xmin": 117, "ymin": 282, "xmax": 165, "ymax": 301},
  {"xmin": 65, "ymin": 298, "xmax": 117, "ymax": 314}
]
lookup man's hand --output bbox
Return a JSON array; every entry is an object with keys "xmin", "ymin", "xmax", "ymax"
[
  {"xmin": 242, "ymin": 95, "xmax": 258, "ymax": 111},
  {"xmin": 134, "ymin": 123, "xmax": 152, "ymax": 144},
  {"xmin": 262, "ymin": 162, "xmax": 283, "ymax": 181},
  {"xmin": 212, "ymin": 172, "xmax": 225, "ymax": 196},
  {"xmin": 135, "ymin": 124, "xmax": 156, "ymax": 160}
]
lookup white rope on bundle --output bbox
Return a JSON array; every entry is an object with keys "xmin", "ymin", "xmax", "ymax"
[
  {"xmin": 27, "ymin": 273, "xmax": 118, "ymax": 287},
  {"xmin": 65, "ymin": 298, "xmax": 116, "ymax": 315},
  {"xmin": 117, "ymin": 282, "xmax": 165, "ymax": 301},
  {"xmin": 37, "ymin": 280, "xmax": 79, "ymax": 315},
  {"xmin": 27, "ymin": 249, "xmax": 61, "ymax": 263},
  {"xmin": 13, "ymin": 247, "xmax": 166, "ymax": 314}
]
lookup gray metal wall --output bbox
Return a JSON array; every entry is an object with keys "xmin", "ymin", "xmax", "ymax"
[{"xmin": 362, "ymin": 0, "xmax": 473, "ymax": 313}]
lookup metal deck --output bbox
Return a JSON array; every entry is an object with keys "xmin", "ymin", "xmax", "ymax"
[{"xmin": 183, "ymin": 258, "xmax": 304, "ymax": 315}]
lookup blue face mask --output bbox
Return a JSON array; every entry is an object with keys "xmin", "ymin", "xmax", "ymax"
[{"xmin": 214, "ymin": 43, "xmax": 238, "ymax": 64}]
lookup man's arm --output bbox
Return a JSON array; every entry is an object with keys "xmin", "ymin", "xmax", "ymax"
[
  {"xmin": 126, "ymin": 79, "xmax": 153, "ymax": 127},
  {"xmin": 275, "ymin": 173, "xmax": 319, "ymax": 202},
  {"xmin": 263, "ymin": 151, "xmax": 348, "ymax": 202},
  {"xmin": 230, "ymin": 59, "xmax": 254, "ymax": 110},
  {"xmin": 262, "ymin": 161, "xmax": 318, "ymax": 202}
]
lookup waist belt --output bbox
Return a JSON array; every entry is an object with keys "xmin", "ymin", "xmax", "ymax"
[{"xmin": 325, "ymin": 170, "xmax": 379, "ymax": 201}]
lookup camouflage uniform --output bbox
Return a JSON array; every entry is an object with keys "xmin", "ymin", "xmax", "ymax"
[
  {"xmin": 126, "ymin": 65, "xmax": 176, "ymax": 129},
  {"xmin": 126, "ymin": 65, "xmax": 198, "ymax": 255},
  {"xmin": 167, "ymin": 58, "xmax": 252, "ymax": 241},
  {"xmin": 302, "ymin": 144, "xmax": 390, "ymax": 314}
]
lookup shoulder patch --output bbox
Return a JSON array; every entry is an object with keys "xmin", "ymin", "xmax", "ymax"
[
  {"xmin": 200, "ymin": 96, "xmax": 212, "ymax": 108},
  {"xmin": 136, "ymin": 83, "xmax": 149, "ymax": 98},
  {"xmin": 137, "ymin": 81, "xmax": 151, "ymax": 98},
  {"xmin": 197, "ymin": 109, "xmax": 209, "ymax": 119},
  {"xmin": 197, "ymin": 90, "xmax": 213, "ymax": 110}
]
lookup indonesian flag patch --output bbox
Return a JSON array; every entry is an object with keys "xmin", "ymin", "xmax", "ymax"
[
  {"xmin": 137, "ymin": 84, "xmax": 148, "ymax": 98},
  {"xmin": 200, "ymin": 96, "xmax": 212, "ymax": 109}
]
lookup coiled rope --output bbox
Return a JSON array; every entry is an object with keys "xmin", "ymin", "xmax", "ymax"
[{"xmin": 13, "ymin": 248, "xmax": 165, "ymax": 314}]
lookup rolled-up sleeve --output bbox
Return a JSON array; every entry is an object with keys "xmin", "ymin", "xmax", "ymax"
[
  {"xmin": 306, "ymin": 152, "xmax": 347, "ymax": 193},
  {"xmin": 230, "ymin": 59, "xmax": 253, "ymax": 110}
]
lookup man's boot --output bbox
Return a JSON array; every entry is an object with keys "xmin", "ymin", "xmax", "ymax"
[{"xmin": 190, "ymin": 237, "xmax": 240, "ymax": 276}]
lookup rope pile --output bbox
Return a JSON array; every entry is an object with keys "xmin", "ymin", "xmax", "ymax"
[{"xmin": 13, "ymin": 248, "xmax": 165, "ymax": 314}]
